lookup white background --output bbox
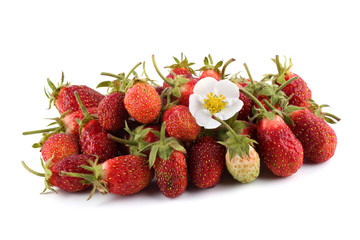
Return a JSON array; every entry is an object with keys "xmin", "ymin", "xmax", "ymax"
[{"xmin": 1, "ymin": 0, "xmax": 359, "ymax": 239}]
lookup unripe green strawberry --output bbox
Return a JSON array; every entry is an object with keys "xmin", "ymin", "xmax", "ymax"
[{"xmin": 225, "ymin": 145, "xmax": 260, "ymax": 183}]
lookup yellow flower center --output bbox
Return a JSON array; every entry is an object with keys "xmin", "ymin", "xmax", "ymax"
[{"xmin": 203, "ymin": 92, "xmax": 227, "ymax": 114}]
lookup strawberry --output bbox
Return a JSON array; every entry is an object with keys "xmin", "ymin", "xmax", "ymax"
[
  {"xmin": 98, "ymin": 92, "xmax": 128, "ymax": 132},
  {"xmin": 46, "ymin": 72, "xmax": 104, "ymax": 114},
  {"xmin": 225, "ymin": 145, "xmax": 260, "ymax": 183},
  {"xmin": 22, "ymin": 154, "xmax": 96, "ymax": 193},
  {"xmin": 270, "ymin": 55, "xmax": 312, "ymax": 107},
  {"xmin": 198, "ymin": 54, "xmax": 235, "ymax": 80},
  {"xmin": 147, "ymin": 123, "xmax": 188, "ymax": 198},
  {"xmin": 62, "ymin": 155, "xmax": 154, "ymax": 198},
  {"xmin": 163, "ymin": 105, "xmax": 201, "ymax": 142},
  {"xmin": 188, "ymin": 136, "xmax": 226, "ymax": 188},
  {"xmin": 237, "ymin": 91, "xmax": 254, "ymax": 121},
  {"xmin": 257, "ymin": 115, "xmax": 303, "ymax": 177},
  {"xmin": 41, "ymin": 133, "xmax": 79, "ymax": 163},
  {"xmin": 240, "ymin": 89, "xmax": 303, "ymax": 177},
  {"xmin": 124, "ymin": 81, "xmax": 162, "ymax": 124},
  {"xmin": 74, "ymin": 92, "xmax": 119, "ymax": 162},
  {"xmin": 153, "ymin": 151, "xmax": 187, "ymax": 198},
  {"xmin": 99, "ymin": 155, "xmax": 154, "ymax": 196},
  {"xmin": 288, "ymin": 108, "xmax": 337, "ymax": 163}
]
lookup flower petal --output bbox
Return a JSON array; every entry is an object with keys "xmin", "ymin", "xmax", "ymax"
[
  {"xmin": 189, "ymin": 94, "xmax": 204, "ymax": 116},
  {"xmin": 214, "ymin": 80, "xmax": 240, "ymax": 99},
  {"xmin": 214, "ymin": 98, "xmax": 244, "ymax": 120},
  {"xmin": 194, "ymin": 109, "xmax": 221, "ymax": 129},
  {"xmin": 193, "ymin": 77, "xmax": 218, "ymax": 98}
]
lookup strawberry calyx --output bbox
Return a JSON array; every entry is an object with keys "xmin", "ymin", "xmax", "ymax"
[
  {"xmin": 307, "ymin": 99, "xmax": 341, "ymax": 124},
  {"xmin": 22, "ymin": 157, "xmax": 57, "ymax": 193},
  {"xmin": 269, "ymin": 55, "xmax": 294, "ymax": 85},
  {"xmin": 141, "ymin": 122, "xmax": 186, "ymax": 168},
  {"xmin": 74, "ymin": 91, "xmax": 98, "ymax": 133},
  {"xmin": 212, "ymin": 116, "xmax": 256, "ymax": 161},
  {"xmin": 197, "ymin": 54, "xmax": 236, "ymax": 79},
  {"xmin": 60, "ymin": 155, "xmax": 107, "ymax": 200},
  {"xmin": 22, "ymin": 109, "xmax": 74, "ymax": 148},
  {"xmin": 107, "ymin": 122, "xmax": 154, "ymax": 157},
  {"xmin": 164, "ymin": 53, "xmax": 196, "ymax": 76},
  {"xmin": 45, "ymin": 72, "xmax": 71, "ymax": 110}
]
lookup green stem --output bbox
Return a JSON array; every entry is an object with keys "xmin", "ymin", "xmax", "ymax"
[
  {"xmin": 124, "ymin": 62, "xmax": 142, "ymax": 82},
  {"xmin": 160, "ymin": 122, "xmax": 167, "ymax": 145},
  {"xmin": 107, "ymin": 134, "xmax": 138, "ymax": 146},
  {"xmin": 152, "ymin": 55, "xmax": 175, "ymax": 87},
  {"xmin": 142, "ymin": 61, "xmax": 150, "ymax": 79},
  {"xmin": 263, "ymin": 99, "xmax": 277, "ymax": 111},
  {"xmin": 240, "ymin": 88, "xmax": 267, "ymax": 112},
  {"xmin": 100, "ymin": 72, "xmax": 123, "ymax": 79},
  {"xmin": 23, "ymin": 127, "xmax": 58, "ymax": 135},
  {"xmin": 243, "ymin": 63, "xmax": 255, "ymax": 84},
  {"xmin": 212, "ymin": 116, "xmax": 237, "ymax": 138},
  {"xmin": 22, "ymin": 161, "xmax": 45, "ymax": 177},
  {"xmin": 276, "ymin": 76, "xmax": 298, "ymax": 93},
  {"xmin": 221, "ymin": 58, "xmax": 236, "ymax": 79}
]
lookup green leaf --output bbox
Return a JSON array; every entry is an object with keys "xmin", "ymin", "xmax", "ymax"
[
  {"xmin": 215, "ymin": 61, "xmax": 223, "ymax": 69},
  {"xmin": 96, "ymin": 81, "xmax": 112, "ymax": 89},
  {"xmin": 47, "ymin": 78, "xmax": 57, "ymax": 91}
]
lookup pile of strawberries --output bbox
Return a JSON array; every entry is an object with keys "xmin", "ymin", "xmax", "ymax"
[{"xmin": 22, "ymin": 54, "xmax": 339, "ymax": 199}]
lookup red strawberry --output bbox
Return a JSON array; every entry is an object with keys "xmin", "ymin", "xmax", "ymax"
[
  {"xmin": 100, "ymin": 155, "xmax": 154, "ymax": 196},
  {"xmin": 154, "ymin": 151, "xmax": 187, "ymax": 198},
  {"xmin": 288, "ymin": 108, "xmax": 337, "ymax": 163},
  {"xmin": 177, "ymin": 78, "xmax": 197, "ymax": 107},
  {"xmin": 74, "ymin": 92, "xmax": 119, "ymax": 162},
  {"xmin": 98, "ymin": 92, "xmax": 128, "ymax": 132},
  {"xmin": 257, "ymin": 115, "xmax": 303, "ymax": 177},
  {"xmin": 79, "ymin": 119, "xmax": 119, "ymax": 162},
  {"xmin": 22, "ymin": 154, "xmax": 96, "ymax": 193},
  {"xmin": 41, "ymin": 133, "xmax": 79, "ymax": 163},
  {"xmin": 163, "ymin": 105, "xmax": 201, "ymax": 142},
  {"xmin": 240, "ymin": 89, "xmax": 303, "ymax": 177},
  {"xmin": 46, "ymin": 72, "xmax": 104, "ymax": 114},
  {"xmin": 147, "ymin": 123, "xmax": 188, "ymax": 198},
  {"xmin": 272, "ymin": 56, "xmax": 312, "ymax": 107},
  {"xmin": 62, "ymin": 155, "xmax": 154, "ymax": 198},
  {"xmin": 198, "ymin": 55, "xmax": 235, "ymax": 80},
  {"xmin": 124, "ymin": 82, "xmax": 162, "ymax": 124},
  {"xmin": 188, "ymin": 136, "xmax": 226, "ymax": 188}
]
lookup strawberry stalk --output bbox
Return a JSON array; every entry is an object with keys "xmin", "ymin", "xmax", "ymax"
[
  {"xmin": 152, "ymin": 55, "xmax": 175, "ymax": 87},
  {"xmin": 22, "ymin": 127, "xmax": 59, "ymax": 135},
  {"xmin": 221, "ymin": 58, "xmax": 236, "ymax": 79},
  {"xmin": 276, "ymin": 76, "xmax": 299, "ymax": 93},
  {"xmin": 107, "ymin": 134, "xmax": 139, "ymax": 147},
  {"xmin": 243, "ymin": 63, "xmax": 255, "ymax": 85}
]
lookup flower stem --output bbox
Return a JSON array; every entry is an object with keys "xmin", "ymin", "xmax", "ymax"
[
  {"xmin": 239, "ymin": 88, "xmax": 267, "ymax": 112},
  {"xmin": 100, "ymin": 72, "xmax": 123, "ymax": 79},
  {"xmin": 212, "ymin": 116, "xmax": 237, "ymax": 138}
]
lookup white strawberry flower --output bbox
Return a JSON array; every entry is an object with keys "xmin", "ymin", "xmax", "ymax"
[{"xmin": 189, "ymin": 77, "xmax": 243, "ymax": 129}]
